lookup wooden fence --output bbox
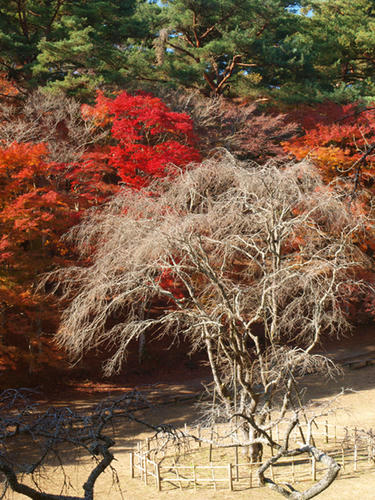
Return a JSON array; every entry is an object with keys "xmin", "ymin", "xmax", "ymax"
[{"xmin": 129, "ymin": 421, "xmax": 375, "ymax": 492}]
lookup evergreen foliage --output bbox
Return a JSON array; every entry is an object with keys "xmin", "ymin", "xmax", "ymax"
[
  {"xmin": 1, "ymin": 0, "xmax": 375, "ymax": 102},
  {"xmin": 0, "ymin": 0, "xmax": 158, "ymax": 97},
  {"xmin": 152, "ymin": 0, "xmax": 309, "ymax": 97},
  {"xmin": 300, "ymin": 0, "xmax": 375, "ymax": 101}
]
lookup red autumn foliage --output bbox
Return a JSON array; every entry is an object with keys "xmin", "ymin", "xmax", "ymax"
[
  {"xmin": 0, "ymin": 92, "xmax": 201, "ymax": 377},
  {"xmin": 0, "ymin": 142, "xmax": 75, "ymax": 372},
  {"xmin": 283, "ymin": 101, "xmax": 375, "ymax": 320},
  {"xmin": 0, "ymin": 73, "xmax": 19, "ymax": 99},
  {"xmin": 284, "ymin": 101, "xmax": 375, "ymax": 187},
  {"xmin": 0, "ymin": 142, "xmax": 73, "ymax": 265},
  {"xmin": 80, "ymin": 91, "xmax": 200, "ymax": 190},
  {"xmin": 57, "ymin": 148, "xmax": 121, "ymax": 206}
]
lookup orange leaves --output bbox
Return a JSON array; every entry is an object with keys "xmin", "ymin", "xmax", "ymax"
[
  {"xmin": 0, "ymin": 73, "xmax": 19, "ymax": 98},
  {"xmin": 283, "ymin": 101, "xmax": 375, "ymax": 321},
  {"xmin": 0, "ymin": 142, "xmax": 73, "ymax": 267},
  {"xmin": 0, "ymin": 140, "xmax": 79, "ymax": 370},
  {"xmin": 0, "ymin": 142, "xmax": 49, "ymax": 181},
  {"xmin": 81, "ymin": 90, "xmax": 113, "ymax": 127},
  {"xmin": 284, "ymin": 101, "xmax": 375, "ymax": 187}
]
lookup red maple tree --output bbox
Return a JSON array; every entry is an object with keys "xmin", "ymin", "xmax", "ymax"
[
  {"xmin": 284, "ymin": 101, "xmax": 375, "ymax": 188},
  {"xmin": 80, "ymin": 91, "xmax": 200, "ymax": 190},
  {"xmin": 0, "ymin": 142, "xmax": 75, "ymax": 373},
  {"xmin": 283, "ymin": 101, "xmax": 375, "ymax": 321},
  {"xmin": 0, "ymin": 91, "xmax": 201, "ymax": 377}
]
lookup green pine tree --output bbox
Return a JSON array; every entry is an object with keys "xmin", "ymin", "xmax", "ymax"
[
  {"xmin": 298, "ymin": 0, "xmax": 375, "ymax": 102},
  {"xmin": 150, "ymin": 0, "xmax": 312, "ymax": 97},
  {"xmin": 0, "ymin": 0, "xmax": 159, "ymax": 97}
]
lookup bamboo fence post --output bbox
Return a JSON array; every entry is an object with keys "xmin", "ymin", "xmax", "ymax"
[
  {"xmin": 211, "ymin": 461, "xmax": 217, "ymax": 490},
  {"xmin": 334, "ymin": 417, "xmax": 337, "ymax": 444},
  {"xmin": 271, "ymin": 463, "xmax": 275, "ymax": 482},
  {"xmin": 209, "ymin": 389, "xmax": 217, "ymax": 462},
  {"xmin": 228, "ymin": 464, "xmax": 233, "ymax": 491},
  {"xmin": 311, "ymin": 455, "xmax": 316, "ymax": 481},
  {"xmin": 354, "ymin": 442, "xmax": 358, "ymax": 472},
  {"xmin": 209, "ymin": 426, "xmax": 214, "ymax": 462},
  {"xmin": 369, "ymin": 429, "xmax": 374, "ymax": 464},
  {"xmin": 155, "ymin": 462, "xmax": 161, "ymax": 492},
  {"xmin": 137, "ymin": 443, "xmax": 142, "ymax": 481},
  {"xmin": 193, "ymin": 464, "xmax": 197, "ymax": 491},
  {"xmin": 325, "ymin": 420, "xmax": 329, "ymax": 444},
  {"xmin": 342, "ymin": 447, "xmax": 345, "ymax": 471},
  {"xmin": 137, "ymin": 451, "xmax": 141, "ymax": 480},
  {"xmin": 198, "ymin": 425, "xmax": 201, "ymax": 447},
  {"xmin": 146, "ymin": 437, "xmax": 150, "ymax": 453},
  {"xmin": 258, "ymin": 465, "xmax": 261, "ymax": 487},
  {"xmin": 144, "ymin": 455, "xmax": 148, "ymax": 485},
  {"xmin": 130, "ymin": 452, "xmax": 134, "ymax": 479},
  {"xmin": 235, "ymin": 445, "xmax": 239, "ymax": 481},
  {"xmin": 249, "ymin": 463, "xmax": 253, "ymax": 488},
  {"xmin": 173, "ymin": 459, "xmax": 182, "ymax": 490}
]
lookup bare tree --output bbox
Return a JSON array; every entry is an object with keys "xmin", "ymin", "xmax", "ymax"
[
  {"xmin": 0, "ymin": 91, "xmax": 107, "ymax": 163},
  {"xmin": 0, "ymin": 388, "xmax": 157, "ymax": 500},
  {"xmin": 155, "ymin": 90, "xmax": 298, "ymax": 161},
  {"xmin": 48, "ymin": 153, "xmax": 374, "ymax": 497}
]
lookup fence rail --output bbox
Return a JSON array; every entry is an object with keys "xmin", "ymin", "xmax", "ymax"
[{"xmin": 129, "ymin": 419, "xmax": 375, "ymax": 492}]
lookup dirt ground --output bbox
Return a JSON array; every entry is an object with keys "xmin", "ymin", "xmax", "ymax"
[
  {"xmin": 3, "ymin": 363, "xmax": 375, "ymax": 499},
  {"xmin": 4, "ymin": 327, "xmax": 375, "ymax": 499}
]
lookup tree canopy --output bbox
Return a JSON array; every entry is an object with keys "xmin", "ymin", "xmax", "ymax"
[
  {"xmin": 150, "ymin": 0, "xmax": 312, "ymax": 96},
  {"xmin": 54, "ymin": 156, "xmax": 373, "ymax": 378},
  {"xmin": 1, "ymin": 3, "xmax": 375, "ymax": 497},
  {"xmin": 1, "ymin": 0, "xmax": 375, "ymax": 102},
  {"xmin": 299, "ymin": 0, "xmax": 375, "ymax": 102},
  {"xmin": 0, "ymin": 0, "xmax": 158, "ymax": 96}
]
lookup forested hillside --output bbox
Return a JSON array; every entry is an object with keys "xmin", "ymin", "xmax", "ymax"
[{"xmin": 1, "ymin": 0, "xmax": 375, "ymax": 382}]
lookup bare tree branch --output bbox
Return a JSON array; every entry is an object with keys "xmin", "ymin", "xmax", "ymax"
[{"xmin": 44, "ymin": 154, "xmax": 375, "ymax": 497}]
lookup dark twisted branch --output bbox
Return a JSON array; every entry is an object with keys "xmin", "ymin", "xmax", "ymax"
[
  {"xmin": 0, "ymin": 389, "xmax": 152, "ymax": 500},
  {"xmin": 258, "ymin": 418, "xmax": 340, "ymax": 499}
]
